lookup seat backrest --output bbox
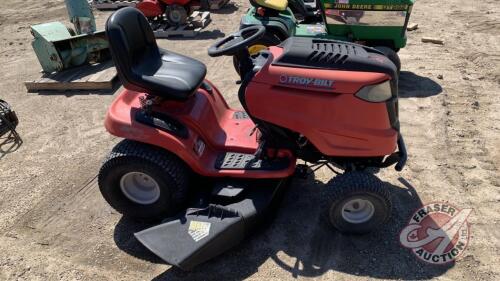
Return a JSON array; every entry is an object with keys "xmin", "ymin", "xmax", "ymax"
[{"xmin": 105, "ymin": 7, "xmax": 161, "ymax": 92}]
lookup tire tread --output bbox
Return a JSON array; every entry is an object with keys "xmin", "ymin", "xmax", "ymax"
[
  {"xmin": 98, "ymin": 140, "xmax": 190, "ymax": 218},
  {"xmin": 322, "ymin": 172, "xmax": 392, "ymax": 234}
]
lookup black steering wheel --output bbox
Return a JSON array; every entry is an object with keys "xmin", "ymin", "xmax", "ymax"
[{"xmin": 208, "ymin": 25, "xmax": 266, "ymax": 57}]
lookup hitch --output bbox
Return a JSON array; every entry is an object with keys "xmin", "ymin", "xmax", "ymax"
[{"xmin": 379, "ymin": 135, "xmax": 407, "ymax": 171}]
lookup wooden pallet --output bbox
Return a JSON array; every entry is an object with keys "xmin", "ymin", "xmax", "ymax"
[
  {"xmin": 25, "ymin": 61, "xmax": 118, "ymax": 93},
  {"xmin": 91, "ymin": 0, "xmax": 138, "ymax": 10},
  {"xmin": 152, "ymin": 11, "xmax": 211, "ymax": 38}
]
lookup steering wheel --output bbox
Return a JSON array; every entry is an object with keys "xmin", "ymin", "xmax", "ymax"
[{"xmin": 208, "ymin": 25, "xmax": 266, "ymax": 57}]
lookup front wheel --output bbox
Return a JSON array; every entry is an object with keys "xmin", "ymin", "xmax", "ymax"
[
  {"xmin": 322, "ymin": 172, "xmax": 392, "ymax": 234},
  {"xmin": 98, "ymin": 140, "xmax": 190, "ymax": 221}
]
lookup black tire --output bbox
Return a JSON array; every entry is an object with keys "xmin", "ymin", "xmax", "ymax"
[
  {"xmin": 98, "ymin": 140, "xmax": 190, "ymax": 221},
  {"xmin": 0, "ymin": 99, "xmax": 19, "ymax": 136},
  {"xmin": 322, "ymin": 172, "xmax": 391, "ymax": 234},
  {"xmin": 166, "ymin": 4, "xmax": 188, "ymax": 25},
  {"xmin": 232, "ymin": 31, "xmax": 282, "ymax": 77},
  {"xmin": 374, "ymin": 46, "xmax": 401, "ymax": 75},
  {"xmin": 200, "ymin": 0, "xmax": 210, "ymax": 10}
]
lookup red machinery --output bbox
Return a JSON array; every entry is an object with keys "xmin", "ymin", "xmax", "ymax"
[
  {"xmin": 137, "ymin": 0, "xmax": 198, "ymax": 25},
  {"xmin": 100, "ymin": 8, "xmax": 407, "ymax": 270}
]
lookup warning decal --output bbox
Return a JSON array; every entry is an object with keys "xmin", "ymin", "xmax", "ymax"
[{"xmin": 188, "ymin": 221, "xmax": 211, "ymax": 242}]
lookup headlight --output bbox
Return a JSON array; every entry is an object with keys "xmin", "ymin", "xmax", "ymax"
[{"xmin": 355, "ymin": 81, "xmax": 392, "ymax": 102}]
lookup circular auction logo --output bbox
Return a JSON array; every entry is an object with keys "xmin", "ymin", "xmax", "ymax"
[
  {"xmin": 279, "ymin": 74, "xmax": 288, "ymax": 83},
  {"xmin": 399, "ymin": 202, "xmax": 472, "ymax": 264}
]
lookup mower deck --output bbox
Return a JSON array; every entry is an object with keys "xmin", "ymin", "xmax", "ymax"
[{"xmin": 135, "ymin": 178, "xmax": 290, "ymax": 270}]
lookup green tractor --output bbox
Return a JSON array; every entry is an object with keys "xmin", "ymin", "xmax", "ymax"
[{"xmin": 235, "ymin": 0, "xmax": 415, "ymax": 77}]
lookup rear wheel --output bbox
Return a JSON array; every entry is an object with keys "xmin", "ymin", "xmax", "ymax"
[
  {"xmin": 98, "ymin": 140, "xmax": 190, "ymax": 221},
  {"xmin": 166, "ymin": 4, "xmax": 188, "ymax": 25},
  {"xmin": 232, "ymin": 31, "xmax": 282, "ymax": 77},
  {"xmin": 374, "ymin": 46, "xmax": 401, "ymax": 75},
  {"xmin": 322, "ymin": 172, "xmax": 391, "ymax": 234}
]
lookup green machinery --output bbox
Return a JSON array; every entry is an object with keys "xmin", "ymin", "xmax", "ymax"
[
  {"xmin": 237, "ymin": 0, "xmax": 415, "ymax": 74},
  {"xmin": 322, "ymin": 0, "xmax": 414, "ymax": 49},
  {"xmin": 30, "ymin": 0, "xmax": 109, "ymax": 73}
]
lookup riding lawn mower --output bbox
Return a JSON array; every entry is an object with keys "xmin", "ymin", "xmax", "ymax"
[
  {"xmin": 99, "ymin": 7, "xmax": 407, "ymax": 270},
  {"xmin": 137, "ymin": 0, "xmax": 216, "ymax": 25},
  {"xmin": 235, "ymin": 0, "xmax": 415, "ymax": 77}
]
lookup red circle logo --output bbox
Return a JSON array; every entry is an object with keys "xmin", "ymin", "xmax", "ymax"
[{"xmin": 399, "ymin": 202, "xmax": 472, "ymax": 264}]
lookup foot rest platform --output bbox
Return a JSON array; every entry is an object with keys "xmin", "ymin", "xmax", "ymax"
[{"xmin": 215, "ymin": 152, "xmax": 290, "ymax": 170}]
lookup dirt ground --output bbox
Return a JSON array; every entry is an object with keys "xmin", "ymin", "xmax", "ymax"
[{"xmin": 0, "ymin": 0, "xmax": 499, "ymax": 280}]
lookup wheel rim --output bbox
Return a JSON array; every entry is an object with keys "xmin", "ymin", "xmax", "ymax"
[
  {"xmin": 341, "ymin": 198, "xmax": 375, "ymax": 224},
  {"xmin": 120, "ymin": 172, "xmax": 160, "ymax": 205},
  {"xmin": 170, "ymin": 11, "xmax": 181, "ymax": 23}
]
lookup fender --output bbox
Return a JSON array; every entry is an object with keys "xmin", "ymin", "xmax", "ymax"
[{"xmin": 104, "ymin": 84, "xmax": 296, "ymax": 179}]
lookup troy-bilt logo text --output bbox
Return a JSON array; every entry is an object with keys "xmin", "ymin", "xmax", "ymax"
[
  {"xmin": 399, "ymin": 203, "xmax": 472, "ymax": 264},
  {"xmin": 279, "ymin": 75, "xmax": 334, "ymax": 88}
]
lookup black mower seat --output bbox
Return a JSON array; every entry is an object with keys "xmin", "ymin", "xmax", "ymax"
[{"xmin": 105, "ymin": 7, "xmax": 207, "ymax": 100}]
